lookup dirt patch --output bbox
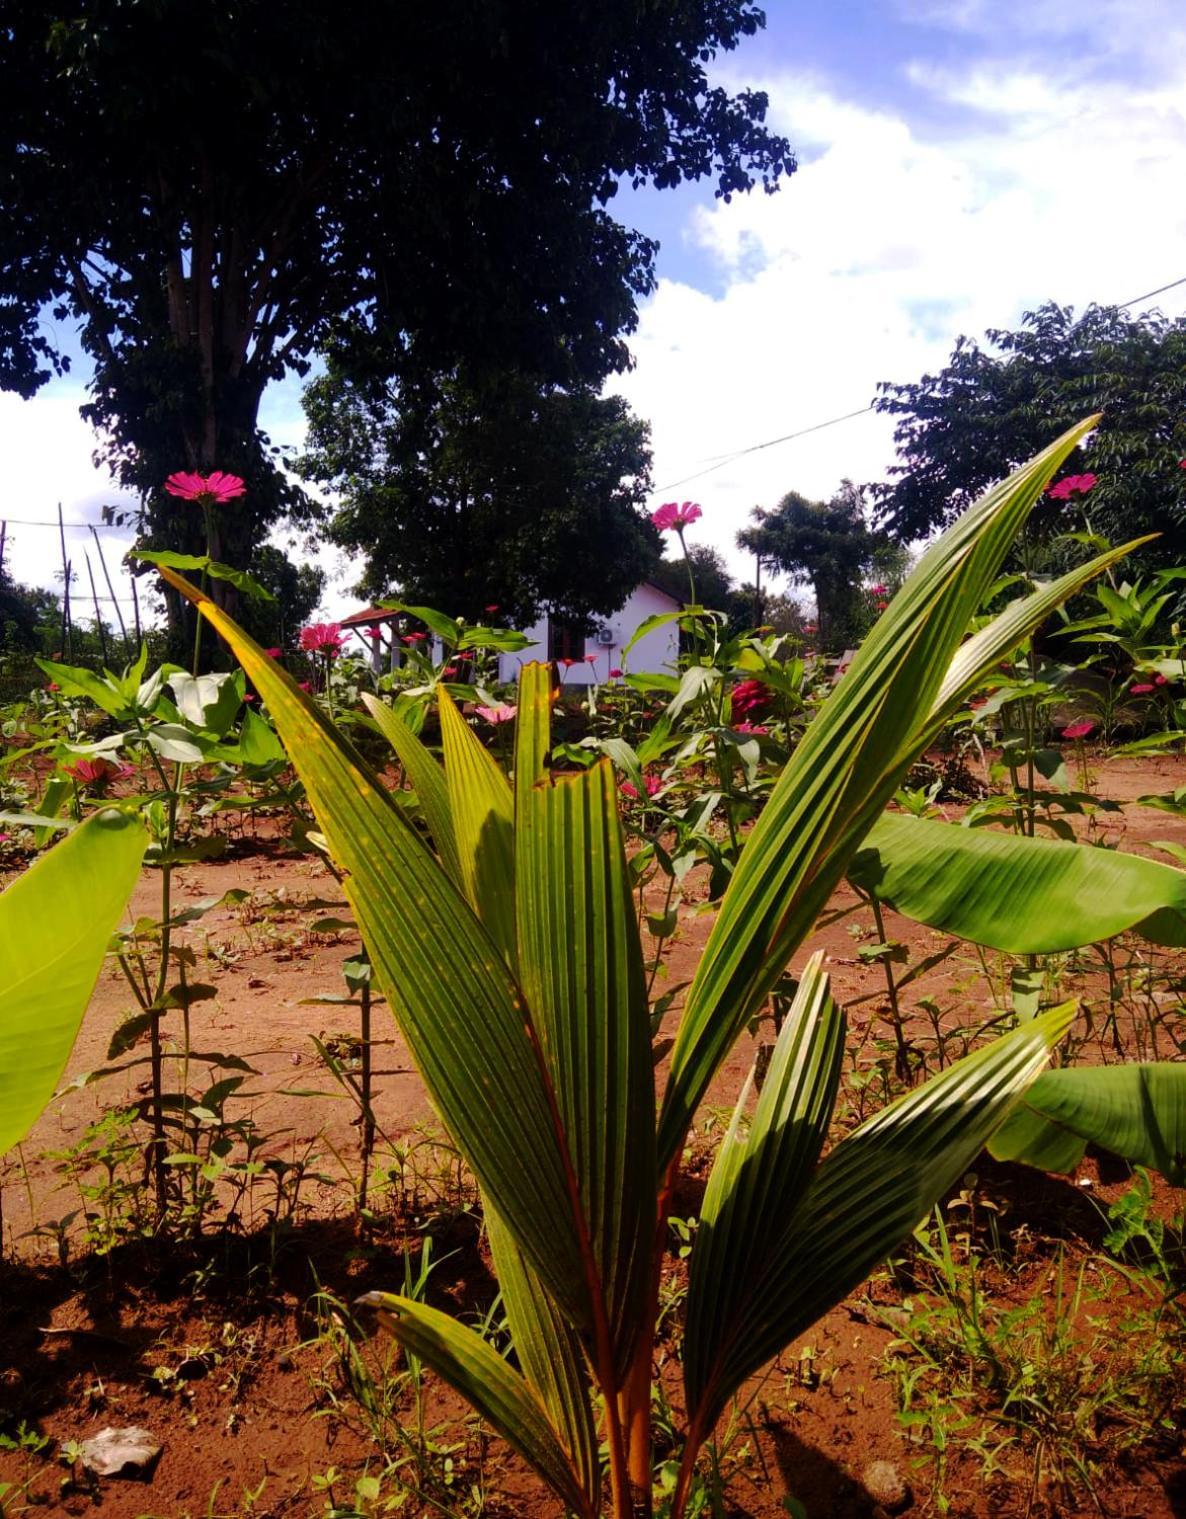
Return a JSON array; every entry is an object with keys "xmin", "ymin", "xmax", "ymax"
[{"xmin": 1, "ymin": 754, "xmax": 1184, "ymax": 1517}]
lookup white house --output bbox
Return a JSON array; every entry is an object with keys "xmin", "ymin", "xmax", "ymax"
[
  {"xmin": 495, "ymin": 581, "xmax": 681, "ymax": 686},
  {"xmin": 339, "ymin": 582, "xmax": 681, "ymax": 684}
]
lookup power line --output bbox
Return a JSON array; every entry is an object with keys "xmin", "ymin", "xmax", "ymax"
[{"xmin": 653, "ymin": 272, "xmax": 1186, "ymax": 495}]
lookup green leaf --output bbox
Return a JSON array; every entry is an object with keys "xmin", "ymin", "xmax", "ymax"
[
  {"xmin": 989, "ymin": 1063, "xmax": 1186, "ymax": 1183},
  {"xmin": 167, "ymin": 671, "xmax": 245, "ymax": 736},
  {"xmin": 658, "ymin": 418, "xmax": 1099, "ymax": 1169},
  {"xmin": 377, "ymin": 600, "xmax": 461, "ymax": 645},
  {"xmin": 160, "ymin": 568, "xmax": 592, "ymax": 1336},
  {"xmin": 147, "ymin": 724, "xmax": 208, "ymax": 763},
  {"xmin": 357, "ymin": 1292, "xmax": 593, "ymax": 1517},
  {"xmin": 237, "ymin": 706, "xmax": 286, "ymax": 766},
  {"xmin": 362, "ymin": 694, "xmax": 462, "ymax": 885},
  {"xmin": 687, "ymin": 1002, "xmax": 1073, "ymax": 1433},
  {"xmin": 683, "ymin": 954, "xmax": 843, "ymax": 1428},
  {"xmin": 515, "ymin": 752, "xmax": 657, "ymax": 1374},
  {"xmin": 849, "ymin": 812, "xmax": 1186, "ymax": 951},
  {"xmin": 622, "ymin": 611, "xmax": 682, "ymax": 659},
  {"xmin": 0, "ymin": 809, "xmax": 146, "ymax": 1154},
  {"xmin": 484, "ymin": 1206, "xmax": 599, "ymax": 1512},
  {"xmin": 36, "ymin": 658, "xmax": 130, "ymax": 718},
  {"xmin": 131, "ymin": 549, "xmax": 274, "ymax": 601},
  {"xmin": 438, "ymin": 688, "xmax": 516, "ymax": 961}
]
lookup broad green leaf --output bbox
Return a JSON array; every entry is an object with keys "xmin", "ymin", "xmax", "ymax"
[
  {"xmin": 513, "ymin": 663, "xmax": 553, "ymax": 812},
  {"xmin": 36, "ymin": 658, "xmax": 129, "ymax": 719},
  {"xmin": 167, "ymin": 671, "xmax": 246, "ymax": 736},
  {"xmin": 683, "ymin": 955, "xmax": 843, "ymax": 1424},
  {"xmin": 848, "ymin": 812, "xmax": 1186, "ymax": 951},
  {"xmin": 131, "ymin": 549, "xmax": 274, "ymax": 601},
  {"xmin": 0, "ymin": 809, "xmax": 146, "ymax": 1154},
  {"xmin": 362, "ymin": 694, "xmax": 462, "ymax": 885},
  {"xmin": 658, "ymin": 418, "xmax": 1098, "ymax": 1169},
  {"xmin": 989, "ymin": 1063, "xmax": 1186, "ymax": 1183},
  {"xmin": 161, "ymin": 568, "xmax": 592, "ymax": 1336},
  {"xmin": 515, "ymin": 755, "xmax": 656, "ymax": 1374},
  {"xmin": 667, "ymin": 664, "xmax": 720, "ymax": 719},
  {"xmin": 438, "ymin": 688, "xmax": 516, "ymax": 962},
  {"xmin": 237, "ymin": 706, "xmax": 286, "ymax": 767},
  {"xmin": 623, "ymin": 610, "xmax": 682, "ymax": 660},
  {"xmin": 377, "ymin": 600, "xmax": 461, "ymax": 645},
  {"xmin": 147, "ymin": 724, "xmax": 208, "ymax": 763},
  {"xmin": 356, "ymin": 1291, "xmax": 593, "ymax": 1517},
  {"xmin": 689, "ymin": 1002, "xmax": 1073, "ymax": 1432},
  {"xmin": 484, "ymin": 1206, "xmax": 599, "ymax": 1512}
]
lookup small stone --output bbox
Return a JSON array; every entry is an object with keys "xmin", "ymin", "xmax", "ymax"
[
  {"xmin": 79, "ymin": 1426, "xmax": 162, "ymax": 1478},
  {"xmin": 863, "ymin": 1460, "xmax": 910, "ymax": 1513}
]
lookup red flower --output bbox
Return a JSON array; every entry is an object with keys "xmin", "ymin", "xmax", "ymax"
[
  {"xmin": 868, "ymin": 584, "xmax": 888, "ymax": 596},
  {"xmin": 584, "ymin": 653, "xmax": 599, "ymax": 664},
  {"xmin": 875, "ymin": 601, "xmax": 888, "ymax": 612},
  {"xmin": 1130, "ymin": 683, "xmax": 1155, "ymax": 695},
  {"xmin": 64, "ymin": 756, "xmax": 130, "ymax": 793},
  {"xmin": 561, "ymin": 658, "xmax": 577, "ymax": 668},
  {"xmin": 484, "ymin": 604, "xmax": 500, "ymax": 614},
  {"xmin": 1061, "ymin": 719, "xmax": 1095, "ymax": 740},
  {"xmin": 1155, "ymin": 674, "xmax": 1168, "ymax": 686},
  {"xmin": 299, "ymin": 622, "xmax": 345, "ymax": 656},
  {"xmin": 620, "ymin": 774, "xmax": 662, "ymax": 801},
  {"xmin": 609, "ymin": 667, "xmax": 623, "ymax": 678},
  {"xmin": 244, "ymin": 691, "xmax": 258, "ymax": 703},
  {"xmin": 650, "ymin": 500, "xmax": 702, "ymax": 532},
  {"xmin": 298, "ymin": 680, "xmax": 313, "ymax": 692},
  {"xmin": 404, "ymin": 631, "xmax": 427, "ymax": 643},
  {"xmin": 441, "ymin": 665, "xmax": 459, "ymax": 677},
  {"xmin": 1047, "ymin": 473, "xmax": 1098, "ymax": 501},
  {"xmin": 264, "ymin": 647, "xmax": 283, "ymax": 659},
  {"xmin": 734, "ymin": 721, "xmax": 768, "ymax": 736},
  {"xmin": 731, "ymin": 677, "xmax": 772, "ymax": 718},
  {"xmin": 365, "ymin": 625, "xmax": 384, "ymax": 640},
  {"xmin": 164, "ymin": 470, "xmax": 247, "ymax": 505}
]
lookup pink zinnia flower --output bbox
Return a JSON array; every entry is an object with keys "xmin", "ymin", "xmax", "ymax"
[
  {"xmin": 441, "ymin": 665, "xmax": 459, "ymax": 678},
  {"xmin": 1130, "ymin": 683, "xmax": 1155, "ymax": 695},
  {"xmin": 404, "ymin": 631, "xmax": 427, "ymax": 643},
  {"xmin": 64, "ymin": 757, "xmax": 130, "ymax": 793},
  {"xmin": 1047, "ymin": 473, "xmax": 1098, "ymax": 501},
  {"xmin": 608, "ymin": 667, "xmax": 623, "ymax": 678},
  {"xmin": 561, "ymin": 658, "xmax": 577, "ymax": 668},
  {"xmin": 1155, "ymin": 674, "xmax": 1169, "ymax": 686},
  {"xmin": 584, "ymin": 653, "xmax": 598, "ymax": 664},
  {"xmin": 734, "ymin": 721, "xmax": 768, "ymax": 736},
  {"xmin": 298, "ymin": 680, "xmax": 313, "ymax": 693},
  {"xmin": 365, "ymin": 625, "xmax": 384, "ymax": 640},
  {"xmin": 476, "ymin": 703, "xmax": 517, "ymax": 725},
  {"xmin": 620, "ymin": 774, "xmax": 662, "ymax": 801},
  {"xmin": 265, "ymin": 647, "xmax": 282, "ymax": 659},
  {"xmin": 1061, "ymin": 720, "xmax": 1095, "ymax": 740},
  {"xmin": 650, "ymin": 500, "xmax": 703, "ymax": 532},
  {"xmin": 164, "ymin": 470, "xmax": 248, "ymax": 505},
  {"xmin": 299, "ymin": 622, "xmax": 345, "ymax": 656}
]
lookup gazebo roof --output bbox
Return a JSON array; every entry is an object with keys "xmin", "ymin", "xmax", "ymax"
[{"xmin": 339, "ymin": 604, "xmax": 399, "ymax": 629}]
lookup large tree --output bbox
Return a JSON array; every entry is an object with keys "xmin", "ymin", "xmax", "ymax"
[
  {"xmin": 301, "ymin": 366, "xmax": 659, "ymax": 626},
  {"xmin": 872, "ymin": 302, "xmax": 1186, "ymax": 554},
  {"xmin": 0, "ymin": 0, "xmax": 792, "ymax": 633},
  {"xmin": 737, "ymin": 481, "xmax": 876, "ymax": 651}
]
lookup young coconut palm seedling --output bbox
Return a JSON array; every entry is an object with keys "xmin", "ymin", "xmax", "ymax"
[{"xmin": 163, "ymin": 418, "xmax": 1150, "ymax": 1519}]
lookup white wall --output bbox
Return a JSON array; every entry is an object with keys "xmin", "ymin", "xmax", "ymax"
[{"xmin": 497, "ymin": 583, "xmax": 680, "ymax": 687}]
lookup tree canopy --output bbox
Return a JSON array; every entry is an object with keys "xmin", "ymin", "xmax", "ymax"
[
  {"xmin": 1, "ymin": 0, "xmax": 793, "ymax": 599},
  {"xmin": 872, "ymin": 302, "xmax": 1186, "ymax": 554},
  {"xmin": 737, "ymin": 482, "xmax": 876, "ymax": 651},
  {"xmin": 300, "ymin": 366, "xmax": 660, "ymax": 626}
]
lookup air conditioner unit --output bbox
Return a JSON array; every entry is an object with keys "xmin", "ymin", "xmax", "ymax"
[{"xmin": 595, "ymin": 626, "xmax": 615, "ymax": 646}]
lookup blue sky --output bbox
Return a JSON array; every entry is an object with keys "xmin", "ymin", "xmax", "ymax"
[{"xmin": 4, "ymin": 0, "xmax": 1185, "ymax": 610}]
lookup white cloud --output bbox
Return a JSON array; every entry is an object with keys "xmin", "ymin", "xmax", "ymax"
[{"xmin": 616, "ymin": 56, "xmax": 1186, "ymax": 585}]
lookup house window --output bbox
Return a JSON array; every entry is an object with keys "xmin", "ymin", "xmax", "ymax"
[{"xmin": 548, "ymin": 618, "xmax": 585, "ymax": 662}]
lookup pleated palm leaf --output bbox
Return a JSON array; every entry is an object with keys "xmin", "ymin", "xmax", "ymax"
[{"xmin": 163, "ymin": 418, "xmax": 1140, "ymax": 1519}]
